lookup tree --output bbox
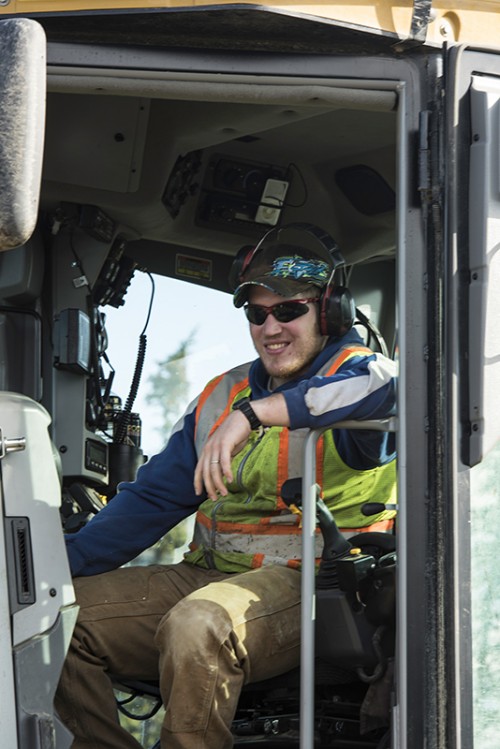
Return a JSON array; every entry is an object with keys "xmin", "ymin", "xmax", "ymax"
[
  {"xmin": 145, "ymin": 330, "xmax": 197, "ymax": 438},
  {"xmin": 136, "ymin": 330, "xmax": 197, "ymax": 566}
]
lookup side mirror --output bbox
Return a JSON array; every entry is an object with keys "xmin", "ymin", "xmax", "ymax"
[{"xmin": 0, "ymin": 19, "xmax": 46, "ymax": 251}]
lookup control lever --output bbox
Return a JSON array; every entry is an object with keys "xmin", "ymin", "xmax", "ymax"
[
  {"xmin": 283, "ymin": 477, "xmax": 384, "ymax": 671},
  {"xmin": 60, "ymin": 482, "xmax": 106, "ymax": 534},
  {"xmin": 281, "ymin": 478, "xmax": 352, "ymax": 586}
]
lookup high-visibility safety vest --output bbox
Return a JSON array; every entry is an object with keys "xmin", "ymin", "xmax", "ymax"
[{"xmin": 184, "ymin": 345, "xmax": 397, "ymax": 574}]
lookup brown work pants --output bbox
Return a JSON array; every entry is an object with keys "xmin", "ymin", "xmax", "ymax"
[{"xmin": 55, "ymin": 561, "xmax": 301, "ymax": 749}]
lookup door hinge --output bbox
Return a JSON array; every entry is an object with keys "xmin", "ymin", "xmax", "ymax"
[
  {"xmin": 418, "ymin": 109, "xmax": 432, "ymax": 200},
  {"xmin": 418, "ymin": 108, "xmax": 443, "ymax": 212}
]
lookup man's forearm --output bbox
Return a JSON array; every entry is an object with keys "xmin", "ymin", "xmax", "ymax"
[{"xmin": 251, "ymin": 393, "xmax": 290, "ymax": 428}]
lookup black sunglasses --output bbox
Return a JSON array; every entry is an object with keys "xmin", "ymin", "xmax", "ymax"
[{"xmin": 244, "ymin": 298, "xmax": 318, "ymax": 326}]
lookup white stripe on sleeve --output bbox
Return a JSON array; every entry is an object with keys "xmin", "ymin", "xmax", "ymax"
[{"xmin": 304, "ymin": 356, "xmax": 398, "ymax": 417}]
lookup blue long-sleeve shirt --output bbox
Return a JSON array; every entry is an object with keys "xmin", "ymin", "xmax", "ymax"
[{"xmin": 66, "ymin": 328, "xmax": 397, "ymax": 577}]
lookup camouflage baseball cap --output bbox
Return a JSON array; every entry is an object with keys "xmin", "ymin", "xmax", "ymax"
[{"xmin": 233, "ymin": 243, "xmax": 332, "ymax": 308}]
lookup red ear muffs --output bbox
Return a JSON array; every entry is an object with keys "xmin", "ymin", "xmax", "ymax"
[
  {"xmin": 228, "ymin": 245, "xmax": 256, "ymax": 290},
  {"xmin": 319, "ymin": 285, "xmax": 355, "ymax": 337}
]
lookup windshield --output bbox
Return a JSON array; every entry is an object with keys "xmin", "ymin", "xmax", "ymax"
[{"xmin": 104, "ymin": 273, "xmax": 256, "ymax": 458}]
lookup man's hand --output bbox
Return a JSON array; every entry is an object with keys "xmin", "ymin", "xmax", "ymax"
[
  {"xmin": 194, "ymin": 393, "xmax": 290, "ymax": 501},
  {"xmin": 194, "ymin": 410, "xmax": 252, "ymax": 500}
]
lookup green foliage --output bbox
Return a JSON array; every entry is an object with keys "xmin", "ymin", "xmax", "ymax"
[
  {"xmin": 116, "ymin": 691, "xmax": 165, "ymax": 748},
  {"xmin": 129, "ymin": 330, "xmax": 197, "ymax": 567},
  {"xmin": 129, "ymin": 521, "xmax": 190, "ymax": 566}
]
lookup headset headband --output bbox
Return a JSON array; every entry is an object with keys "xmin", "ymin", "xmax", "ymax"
[{"xmin": 252, "ymin": 222, "xmax": 346, "ymax": 271}]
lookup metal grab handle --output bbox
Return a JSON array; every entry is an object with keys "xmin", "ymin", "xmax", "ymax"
[
  {"xmin": 0, "ymin": 427, "xmax": 26, "ymax": 460},
  {"xmin": 299, "ymin": 417, "xmax": 398, "ymax": 749}
]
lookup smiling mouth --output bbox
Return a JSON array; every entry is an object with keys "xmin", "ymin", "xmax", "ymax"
[{"xmin": 265, "ymin": 342, "xmax": 289, "ymax": 352}]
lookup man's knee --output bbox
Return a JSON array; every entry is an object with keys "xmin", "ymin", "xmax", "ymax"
[
  {"xmin": 153, "ymin": 569, "xmax": 301, "ymax": 684},
  {"xmin": 155, "ymin": 595, "xmax": 233, "ymax": 658}
]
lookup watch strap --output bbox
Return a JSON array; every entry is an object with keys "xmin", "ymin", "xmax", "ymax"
[{"xmin": 232, "ymin": 397, "xmax": 262, "ymax": 431}]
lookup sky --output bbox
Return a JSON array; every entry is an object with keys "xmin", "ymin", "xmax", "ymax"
[{"xmin": 103, "ymin": 271, "xmax": 256, "ymax": 457}]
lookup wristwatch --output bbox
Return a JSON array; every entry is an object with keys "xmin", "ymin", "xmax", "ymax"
[{"xmin": 232, "ymin": 397, "xmax": 262, "ymax": 431}]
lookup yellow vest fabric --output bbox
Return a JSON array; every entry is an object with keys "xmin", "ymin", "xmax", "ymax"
[{"xmin": 184, "ymin": 346, "xmax": 396, "ymax": 573}]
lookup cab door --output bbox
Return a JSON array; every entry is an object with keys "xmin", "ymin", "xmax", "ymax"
[
  {"xmin": 0, "ymin": 19, "xmax": 75, "ymax": 749},
  {"xmin": 0, "ymin": 18, "xmax": 45, "ymax": 745},
  {"xmin": 443, "ymin": 45, "xmax": 500, "ymax": 749}
]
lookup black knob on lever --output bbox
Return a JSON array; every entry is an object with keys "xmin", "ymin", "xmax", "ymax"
[
  {"xmin": 362, "ymin": 502, "xmax": 398, "ymax": 516},
  {"xmin": 280, "ymin": 477, "xmax": 303, "ymax": 508}
]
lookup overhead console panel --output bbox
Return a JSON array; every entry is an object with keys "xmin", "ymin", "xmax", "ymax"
[{"xmin": 195, "ymin": 154, "xmax": 289, "ymax": 232}]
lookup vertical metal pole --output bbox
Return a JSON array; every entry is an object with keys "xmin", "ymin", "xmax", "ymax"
[
  {"xmin": 300, "ymin": 428, "xmax": 321, "ymax": 749},
  {"xmin": 298, "ymin": 419, "xmax": 395, "ymax": 748}
]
